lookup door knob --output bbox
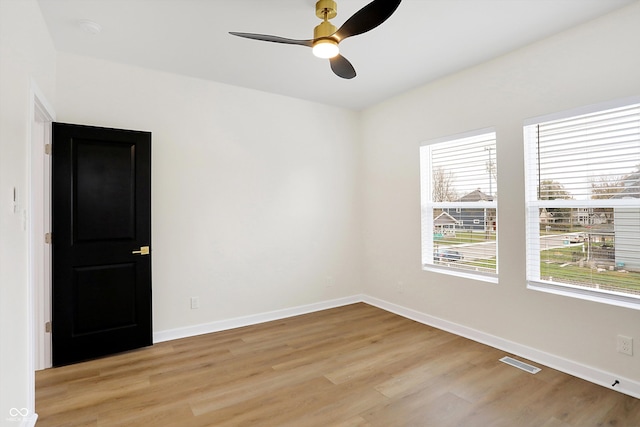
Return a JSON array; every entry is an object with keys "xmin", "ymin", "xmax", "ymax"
[{"xmin": 132, "ymin": 246, "xmax": 150, "ymax": 255}]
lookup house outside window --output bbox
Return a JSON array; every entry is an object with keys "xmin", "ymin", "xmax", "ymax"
[
  {"xmin": 420, "ymin": 129, "xmax": 498, "ymax": 282},
  {"xmin": 524, "ymin": 100, "xmax": 640, "ymax": 308}
]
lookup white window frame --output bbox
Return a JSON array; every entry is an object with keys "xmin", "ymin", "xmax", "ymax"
[
  {"xmin": 524, "ymin": 97, "xmax": 640, "ymax": 310},
  {"xmin": 420, "ymin": 128, "xmax": 498, "ymax": 284}
]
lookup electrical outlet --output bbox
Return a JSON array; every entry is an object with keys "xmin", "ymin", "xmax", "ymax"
[
  {"xmin": 190, "ymin": 297, "xmax": 200, "ymax": 310},
  {"xmin": 617, "ymin": 335, "xmax": 633, "ymax": 356}
]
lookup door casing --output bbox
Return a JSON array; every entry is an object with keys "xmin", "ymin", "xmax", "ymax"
[{"xmin": 29, "ymin": 81, "xmax": 56, "ymax": 421}]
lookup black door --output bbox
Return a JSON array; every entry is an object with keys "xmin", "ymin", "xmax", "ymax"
[{"xmin": 52, "ymin": 122, "xmax": 152, "ymax": 366}]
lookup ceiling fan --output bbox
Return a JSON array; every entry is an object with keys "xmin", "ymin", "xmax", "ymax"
[{"xmin": 229, "ymin": 0, "xmax": 402, "ymax": 79}]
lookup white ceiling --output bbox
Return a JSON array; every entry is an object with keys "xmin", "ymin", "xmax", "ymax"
[{"xmin": 37, "ymin": 0, "xmax": 635, "ymax": 110}]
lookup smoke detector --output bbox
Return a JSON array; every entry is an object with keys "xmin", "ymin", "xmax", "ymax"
[{"xmin": 78, "ymin": 19, "xmax": 102, "ymax": 35}]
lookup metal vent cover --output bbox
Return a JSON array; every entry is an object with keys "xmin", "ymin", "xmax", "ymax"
[{"xmin": 499, "ymin": 356, "xmax": 541, "ymax": 374}]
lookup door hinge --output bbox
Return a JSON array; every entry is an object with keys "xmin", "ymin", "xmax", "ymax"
[
  {"xmin": 45, "ymin": 144, "xmax": 52, "ymax": 155},
  {"xmin": 45, "ymin": 232, "xmax": 52, "ymax": 244},
  {"xmin": 45, "ymin": 321, "xmax": 52, "ymax": 333}
]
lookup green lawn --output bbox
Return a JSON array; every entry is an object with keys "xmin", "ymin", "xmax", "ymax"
[
  {"xmin": 431, "ymin": 236, "xmax": 639, "ymax": 295},
  {"xmin": 436, "ymin": 231, "xmax": 496, "ymax": 245},
  {"xmin": 540, "ymin": 263, "xmax": 640, "ymax": 292},
  {"xmin": 540, "ymin": 248, "xmax": 640, "ymax": 293},
  {"xmin": 540, "ymin": 246, "xmax": 585, "ymax": 263}
]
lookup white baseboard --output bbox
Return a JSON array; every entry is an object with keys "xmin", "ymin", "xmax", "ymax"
[
  {"xmin": 153, "ymin": 295, "xmax": 363, "ymax": 343},
  {"xmin": 20, "ymin": 413, "xmax": 38, "ymax": 427},
  {"xmin": 361, "ymin": 295, "xmax": 640, "ymax": 400}
]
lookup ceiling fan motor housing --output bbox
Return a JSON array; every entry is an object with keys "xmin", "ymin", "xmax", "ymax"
[
  {"xmin": 316, "ymin": 0, "xmax": 337, "ymax": 20},
  {"xmin": 314, "ymin": 20, "xmax": 337, "ymax": 40}
]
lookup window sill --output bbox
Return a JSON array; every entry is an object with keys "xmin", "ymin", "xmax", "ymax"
[
  {"xmin": 422, "ymin": 264, "xmax": 499, "ymax": 284},
  {"xmin": 527, "ymin": 280, "xmax": 640, "ymax": 310}
]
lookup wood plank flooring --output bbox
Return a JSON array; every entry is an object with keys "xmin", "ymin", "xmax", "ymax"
[{"xmin": 36, "ymin": 303, "xmax": 640, "ymax": 426}]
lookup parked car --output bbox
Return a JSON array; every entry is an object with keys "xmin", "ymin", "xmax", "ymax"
[
  {"xmin": 564, "ymin": 233, "xmax": 586, "ymax": 243},
  {"xmin": 435, "ymin": 249, "xmax": 463, "ymax": 262}
]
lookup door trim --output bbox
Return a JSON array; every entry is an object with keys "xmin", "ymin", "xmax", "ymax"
[{"xmin": 28, "ymin": 79, "xmax": 55, "ymax": 415}]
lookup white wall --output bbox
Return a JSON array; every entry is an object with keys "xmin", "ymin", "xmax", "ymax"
[
  {"xmin": 361, "ymin": 0, "xmax": 640, "ymax": 386},
  {"xmin": 54, "ymin": 53, "xmax": 363, "ymax": 334},
  {"xmin": 0, "ymin": 0, "xmax": 56, "ymax": 422},
  {"xmin": 3, "ymin": 0, "xmax": 640, "ymax": 419}
]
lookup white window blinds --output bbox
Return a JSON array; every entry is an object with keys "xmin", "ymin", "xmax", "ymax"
[
  {"xmin": 524, "ymin": 101, "xmax": 640, "ymax": 306},
  {"xmin": 420, "ymin": 130, "xmax": 498, "ymax": 280}
]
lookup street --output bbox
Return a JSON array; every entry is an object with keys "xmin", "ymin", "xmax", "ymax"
[{"xmin": 434, "ymin": 232, "xmax": 586, "ymax": 264}]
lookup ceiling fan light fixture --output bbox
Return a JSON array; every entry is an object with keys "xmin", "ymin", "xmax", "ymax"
[
  {"xmin": 313, "ymin": 19, "xmax": 339, "ymax": 59},
  {"xmin": 313, "ymin": 39, "xmax": 339, "ymax": 59}
]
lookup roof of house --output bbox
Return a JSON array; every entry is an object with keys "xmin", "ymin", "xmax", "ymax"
[
  {"xmin": 540, "ymin": 208, "xmax": 554, "ymax": 218},
  {"xmin": 434, "ymin": 210, "xmax": 458, "ymax": 225},
  {"xmin": 459, "ymin": 189, "xmax": 495, "ymax": 202},
  {"xmin": 612, "ymin": 171, "xmax": 640, "ymax": 199}
]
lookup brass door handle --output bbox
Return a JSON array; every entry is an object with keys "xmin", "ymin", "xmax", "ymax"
[{"xmin": 132, "ymin": 246, "xmax": 150, "ymax": 255}]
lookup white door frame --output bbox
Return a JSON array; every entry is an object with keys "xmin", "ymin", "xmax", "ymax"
[{"xmin": 28, "ymin": 80, "xmax": 55, "ymax": 398}]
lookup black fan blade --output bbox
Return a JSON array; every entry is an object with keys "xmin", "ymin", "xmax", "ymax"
[
  {"xmin": 334, "ymin": 0, "xmax": 402, "ymax": 42},
  {"xmin": 330, "ymin": 55, "xmax": 356, "ymax": 79},
  {"xmin": 229, "ymin": 32, "xmax": 313, "ymax": 47}
]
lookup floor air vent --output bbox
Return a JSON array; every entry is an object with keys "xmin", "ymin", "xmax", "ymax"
[{"xmin": 499, "ymin": 356, "xmax": 541, "ymax": 374}]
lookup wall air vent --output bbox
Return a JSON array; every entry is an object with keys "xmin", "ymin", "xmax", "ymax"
[{"xmin": 499, "ymin": 356, "xmax": 541, "ymax": 374}]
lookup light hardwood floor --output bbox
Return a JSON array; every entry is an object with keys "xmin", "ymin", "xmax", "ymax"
[{"xmin": 36, "ymin": 303, "xmax": 639, "ymax": 426}]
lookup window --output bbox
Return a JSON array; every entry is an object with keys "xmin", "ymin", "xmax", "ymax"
[
  {"xmin": 524, "ymin": 100, "xmax": 640, "ymax": 308},
  {"xmin": 420, "ymin": 130, "xmax": 498, "ymax": 281}
]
